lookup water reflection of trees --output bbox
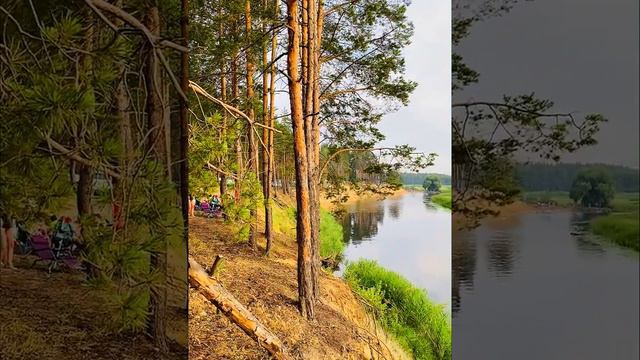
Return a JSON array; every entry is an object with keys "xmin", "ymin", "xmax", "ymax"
[
  {"xmin": 452, "ymin": 231, "xmax": 477, "ymax": 315},
  {"xmin": 486, "ymin": 231, "xmax": 516, "ymax": 277},
  {"xmin": 342, "ymin": 202, "xmax": 385, "ymax": 244},
  {"xmin": 388, "ymin": 200, "xmax": 401, "ymax": 219},
  {"xmin": 422, "ymin": 193, "xmax": 439, "ymax": 210}
]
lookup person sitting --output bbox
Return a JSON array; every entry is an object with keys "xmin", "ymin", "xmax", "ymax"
[
  {"xmin": 211, "ymin": 195, "xmax": 222, "ymax": 211},
  {"xmin": 51, "ymin": 216, "xmax": 74, "ymax": 252}
]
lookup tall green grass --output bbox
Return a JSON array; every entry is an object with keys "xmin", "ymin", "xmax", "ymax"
[
  {"xmin": 431, "ymin": 186, "xmax": 451, "ymax": 210},
  {"xmin": 344, "ymin": 260, "xmax": 451, "ymax": 360},
  {"xmin": 591, "ymin": 193, "xmax": 639, "ymax": 251},
  {"xmin": 592, "ymin": 214, "xmax": 639, "ymax": 251},
  {"xmin": 319, "ymin": 209, "xmax": 345, "ymax": 260},
  {"xmin": 270, "ymin": 204, "xmax": 345, "ymax": 261}
]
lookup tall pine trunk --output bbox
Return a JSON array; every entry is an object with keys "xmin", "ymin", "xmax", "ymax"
[{"xmin": 287, "ymin": 0, "xmax": 315, "ymax": 320}]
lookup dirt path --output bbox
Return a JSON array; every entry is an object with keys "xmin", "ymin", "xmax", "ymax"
[
  {"xmin": 0, "ymin": 255, "xmax": 187, "ymax": 360},
  {"xmin": 188, "ymin": 215, "xmax": 408, "ymax": 360}
]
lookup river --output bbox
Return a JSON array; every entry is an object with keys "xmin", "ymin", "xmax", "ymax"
[
  {"xmin": 452, "ymin": 209, "xmax": 639, "ymax": 359},
  {"xmin": 338, "ymin": 190, "xmax": 451, "ymax": 308}
]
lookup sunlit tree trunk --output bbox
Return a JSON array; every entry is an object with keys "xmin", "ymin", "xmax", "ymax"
[
  {"xmin": 303, "ymin": 0, "xmax": 321, "ymax": 300},
  {"xmin": 286, "ymin": 0, "xmax": 315, "ymax": 319}
]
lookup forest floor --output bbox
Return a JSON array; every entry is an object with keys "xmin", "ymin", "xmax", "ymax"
[
  {"xmin": 0, "ymin": 255, "xmax": 188, "ymax": 360},
  {"xmin": 188, "ymin": 196, "xmax": 410, "ymax": 360}
]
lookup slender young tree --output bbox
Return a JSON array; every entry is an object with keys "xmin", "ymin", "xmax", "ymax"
[{"xmin": 143, "ymin": 0, "xmax": 168, "ymax": 351}]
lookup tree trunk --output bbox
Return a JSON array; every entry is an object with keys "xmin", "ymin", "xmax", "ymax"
[
  {"xmin": 286, "ymin": 0, "xmax": 315, "ymax": 320},
  {"xmin": 144, "ymin": 3, "xmax": 168, "ymax": 352},
  {"xmin": 112, "ymin": 0, "xmax": 132, "ymax": 238},
  {"xmin": 263, "ymin": 0, "xmax": 277, "ymax": 255},
  {"xmin": 188, "ymin": 257, "xmax": 288, "ymax": 359},
  {"xmin": 179, "ymin": 0, "xmax": 190, "ymax": 312},
  {"xmin": 265, "ymin": 1, "xmax": 278, "ymax": 255},
  {"xmin": 231, "ymin": 50, "xmax": 243, "ymax": 204},
  {"xmin": 311, "ymin": 0, "xmax": 324, "ymax": 299},
  {"xmin": 219, "ymin": 59, "xmax": 227, "ymax": 197},
  {"xmin": 303, "ymin": 0, "xmax": 321, "ymax": 300},
  {"xmin": 76, "ymin": 7, "xmax": 96, "ymax": 220},
  {"xmin": 76, "ymin": 163, "xmax": 94, "ymax": 216},
  {"xmin": 246, "ymin": 0, "xmax": 259, "ymax": 250},
  {"xmin": 180, "ymin": 0, "xmax": 189, "ymax": 227}
]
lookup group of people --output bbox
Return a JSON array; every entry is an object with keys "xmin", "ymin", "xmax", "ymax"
[
  {"xmin": 0, "ymin": 214, "xmax": 78, "ymax": 271},
  {"xmin": 188, "ymin": 194, "xmax": 224, "ymax": 217}
]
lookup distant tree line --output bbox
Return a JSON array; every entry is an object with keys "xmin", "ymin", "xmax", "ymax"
[
  {"xmin": 401, "ymin": 173, "xmax": 452, "ymax": 186},
  {"xmin": 515, "ymin": 163, "xmax": 639, "ymax": 192}
]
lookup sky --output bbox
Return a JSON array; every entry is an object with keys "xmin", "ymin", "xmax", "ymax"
[
  {"xmin": 377, "ymin": 0, "xmax": 452, "ymax": 175},
  {"xmin": 455, "ymin": 0, "xmax": 639, "ymax": 168}
]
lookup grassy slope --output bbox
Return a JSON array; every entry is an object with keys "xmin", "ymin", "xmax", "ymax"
[
  {"xmin": 189, "ymin": 198, "xmax": 410, "ymax": 360},
  {"xmin": 345, "ymin": 260, "xmax": 451, "ymax": 360}
]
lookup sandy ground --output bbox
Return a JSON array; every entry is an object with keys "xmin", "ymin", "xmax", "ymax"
[
  {"xmin": 0, "ymin": 255, "xmax": 187, "ymax": 360},
  {"xmin": 188, "ymin": 214, "xmax": 409, "ymax": 360}
]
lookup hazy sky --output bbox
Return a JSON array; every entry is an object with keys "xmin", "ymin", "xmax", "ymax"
[
  {"xmin": 456, "ymin": 0, "xmax": 639, "ymax": 168},
  {"xmin": 376, "ymin": 0, "xmax": 452, "ymax": 175}
]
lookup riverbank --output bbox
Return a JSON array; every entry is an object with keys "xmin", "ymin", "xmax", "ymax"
[
  {"xmin": 321, "ymin": 187, "xmax": 408, "ymax": 211},
  {"xmin": 431, "ymin": 186, "xmax": 452, "ymax": 210},
  {"xmin": 188, "ymin": 206, "xmax": 410, "ymax": 359},
  {"xmin": 520, "ymin": 191, "xmax": 639, "ymax": 251},
  {"xmin": 591, "ymin": 193, "xmax": 639, "ymax": 251}
]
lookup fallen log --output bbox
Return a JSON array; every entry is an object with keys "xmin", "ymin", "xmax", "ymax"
[{"xmin": 188, "ymin": 257, "xmax": 288, "ymax": 359}]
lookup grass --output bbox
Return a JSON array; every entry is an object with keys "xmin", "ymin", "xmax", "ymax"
[
  {"xmin": 319, "ymin": 209, "xmax": 345, "ymax": 260},
  {"xmin": 591, "ymin": 193, "xmax": 639, "ymax": 251},
  {"xmin": 270, "ymin": 202, "xmax": 345, "ymax": 262},
  {"xmin": 431, "ymin": 186, "xmax": 451, "ymax": 210},
  {"xmin": 344, "ymin": 259, "xmax": 451, "ymax": 360},
  {"xmin": 592, "ymin": 214, "xmax": 639, "ymax": 251}
]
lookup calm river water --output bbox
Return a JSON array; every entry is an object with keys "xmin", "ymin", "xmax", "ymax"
[
  {"xmin": 338, "ymin": 190, "xmax": 451, "ymax": 308},
  {"xmin": 453, "ymin": 209, "xmax": 639, "ymax": 359}
]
